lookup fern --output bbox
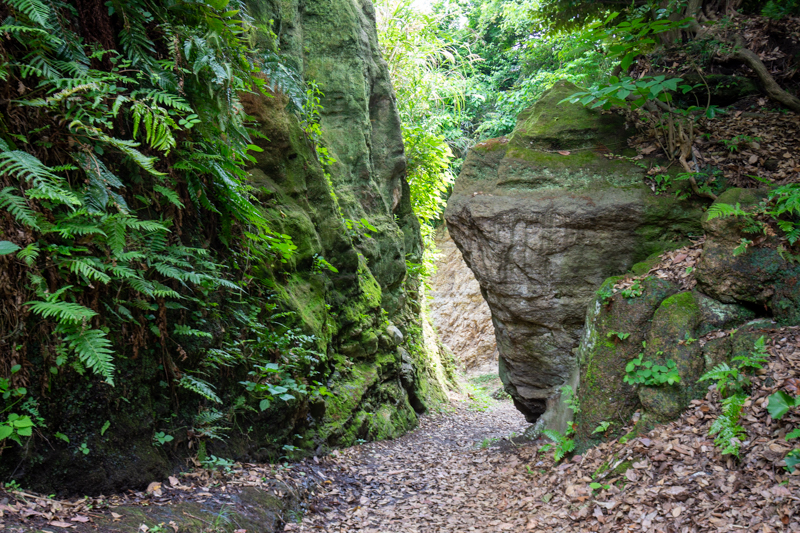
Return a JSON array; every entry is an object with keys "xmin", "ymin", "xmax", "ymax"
[
  {"xmin": 542, "ymin": 429, "xmax": 576, "ymax": 462},
  {"xmin": 709, "ymin": 394, "xmax": 748, "ymax": 457},
  {"xmin": 27, "ymin": 299, "xmax": 97, "ymax": 324},
  {"xmin": 0, "ymin": 187, "xmax": 43, "ymax": 229},
  {"xmin": 153, "ymin": 184, "xmax": 184, "ymax": 208},
  {"xmin": 65, "ymin": 258, "xmax": 112, "ymax": 284},
  {"xmin": 705, "ymin": 202, "xmax": 750, "ymax": 221},
  {"xmin": 179, "ymin": 375, "xmax": 221, "ymax": 403},
  {"xmin": 63, "ymin": 328, "xmax": 116, "ymax": 385},
  {"xmin": 174, "ymin": 324, "xmax": 213, "ymax": 338},
  {"xmin": 16, "ymin": 243, "xmax": 40, "ymax": 266},
  {"xmin": 5, "ymin": 0, "xmax": 51, "ymax": 28}
]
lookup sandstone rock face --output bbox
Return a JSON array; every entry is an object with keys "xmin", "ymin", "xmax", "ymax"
[
  {"xmin": 429, "ymin": 229, "xmax": 498, "ymax": 374},
  {"xmin": 251, "ymin": 0, "xmax": 420, "ymax": 314},
  {"xmin": 445, "ymin": 81, "xmax": 702, "ymax": 422}
]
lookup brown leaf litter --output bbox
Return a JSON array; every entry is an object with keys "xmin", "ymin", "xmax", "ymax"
[
  {"xmin": 615, "ymin": 238, "xmax": 704, "ymax": 294},
  {"xmin": 289, "ymin": 326, "xmax": 799, "ymax": 533},
  {"xmin": 1, "ymin": 329, "xmax": 798, "ymax": 532}
]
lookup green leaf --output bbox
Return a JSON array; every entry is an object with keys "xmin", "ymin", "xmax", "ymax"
[
  {"xmin": 768, "ymin": 391, "xmax": 799, "ymax": 420},
  {"xmin": 785, "ymin": 450, "xmax": 800, "ymax": 473},
  {"xmin": 0, "ymin": 241, "xmax": 20, "ymax": 255},
  {"xmin": 55, "ymin": 431, "xmax": 70, "ymax": 443},
  {"xmin": 0, "ymin": 425, "xmax": 13, "ymax": 440},
  {"xmin": 259, "ymin": 399, "xmax": 271, "ymax": 411}
]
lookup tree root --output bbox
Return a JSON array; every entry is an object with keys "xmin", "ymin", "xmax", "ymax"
[{"xmin": 729, "ymin": 35, "xmax": 800, "ymax": 114}]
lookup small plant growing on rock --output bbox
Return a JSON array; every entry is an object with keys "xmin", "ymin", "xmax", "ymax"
[
  {"xmin": 699, "ymin": 337, "xmax": 770, "ymax": 457},
  {"xmin": 560, "ymin": 385, "xmax": 580, "ymax": 414},
  {"xmin": 592, "ymin": 421, "xmax": 612, "ymax": 435},
  {"xmin": 607, "ymin": 331, "xmax": 631, "ymax": 342},
  {"xmin": 699, "ymin": 336, "xmax": 769, "ymax": 397},
  {"xmin": 624, "ymin": 353, "xmax": 680, "ymax": 386},
  {"xmin": 620, "ymin": 280, "xmax": 643, "ymax": 299},
  {"xmin": 596, "ymin": 285, "xmax": 614, "ymax": 305}
]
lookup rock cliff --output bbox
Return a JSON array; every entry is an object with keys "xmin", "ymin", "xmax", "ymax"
[
  {"xmin": 445, "ymin": 81, "xmax": 703, "ymax": 423},
  {"xmin": 1, "ymin": 0, "xmax": 453, "ymax": 495},
  {"xmin": 429, "ymin": 229, "xmax": 498, "ymax": 374}
]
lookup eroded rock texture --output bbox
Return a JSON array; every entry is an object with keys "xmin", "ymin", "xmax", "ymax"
[
  {"xmin": 429, "ymin": 229, "xmax": 498, "ymax": 374},
  {"xmin": 445, "ymin": 81, "xmax": 702, "ymax": 422},
  {"xmin": 4, "ymin": 0, "xmax": 454, "ymax": 495}
]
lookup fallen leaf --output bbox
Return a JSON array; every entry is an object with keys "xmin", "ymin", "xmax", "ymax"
[{"xmin": 48, "ymin": 521, "xmax": 74, "ymax": 529}]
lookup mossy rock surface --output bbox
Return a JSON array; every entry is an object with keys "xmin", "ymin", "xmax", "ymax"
[
  {"xmin": 91, "ymin": 486, "xmax": 302, "ymax": 533},
  {"xmin": 638, "ymin": 291, "xmax": 704, "ymax": 421},
  {"xmin": 575, "ymin": 276, "xmax": 678, "ymax": 450},
  {"xmin": 696, "ymin": 188, "xmax": 800, "ymax": 325},
  {"xmin": 512, "ymin": 80, "xmax": 631, "ymax": 152}
]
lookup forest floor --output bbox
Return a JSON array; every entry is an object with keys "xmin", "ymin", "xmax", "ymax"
[
  {"xmin": 288, "ymin": 329, "xmax": 800, "ymax": 533},
  {"xmin": 1, "ymin": 344, "xmax": 799, "ymax": 533}
]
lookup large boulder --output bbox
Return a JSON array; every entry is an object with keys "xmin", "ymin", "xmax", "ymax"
[{"xmin": 445, "ymin": 80, "xmax": 703, "ymax": 422}]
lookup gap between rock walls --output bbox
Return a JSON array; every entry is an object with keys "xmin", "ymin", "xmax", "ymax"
[{"xmin": 1, "ymin": 0, "xmax": 800, "ymax": 531}]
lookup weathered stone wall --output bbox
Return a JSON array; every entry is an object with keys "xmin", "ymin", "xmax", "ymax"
[
  {"xmin": 429, "ymin": 228, "xmax": 498, "ymax": 374},
  {"xmin": 445, "ymin": 81, "xmax": 703, "ymax": 424},
  {"xmin": 2, "ymin": 0, "xmax": 454, "ymax": 495}
]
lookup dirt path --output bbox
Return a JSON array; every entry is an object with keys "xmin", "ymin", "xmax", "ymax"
[
  {"xmin": 288, "ymin": 330, "xmax": 800, "ymax": 533},
  {"xmin": 288, "ymin": 388, "xmax": 537, "ymax": 533}
]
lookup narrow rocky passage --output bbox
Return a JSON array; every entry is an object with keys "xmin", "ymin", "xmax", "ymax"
[{"xmin": 288, "ymin": 390, "xmax": 535, "ymax": 533}]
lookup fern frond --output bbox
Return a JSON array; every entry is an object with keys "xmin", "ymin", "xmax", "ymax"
[
  {"xmin": 153, "ymin": 184, "xmax": 184, "ymax": 208},
  {"xmin": 705, "ymin": 202, "xmax": 749, "ymax": 220},
  {"xmin": 698, "ymin": 363, "xmax": 733, "ymax": 383},
  {"xmin": 179, "ymin": 375, "xmax": 221, "ymax": 403},
  {"xmin": 6, "ymin": 0, "xmax": 52, "ymax": 28},
  {"xmin": 127, "ymin": 278, "xmax": 155, "ymax": 297},
  {"xmin": 193, "ymin": 408, "xmax": 225, "ymax": 426},
  {"xmin": 174, "ymin": 324, "xmax": 213, "ymax": 338},
  {"xmin": 150, "ymin": 281, "xmax": 181, "ymax": 299},
  {"xmin": 16, "ymin": 243, "xmax": 40, "ymax": 266},
  {"xmin": 64, "ymin": 328, "xmax": 115, "ymax": 385},
  {"xmin": 67, "ymin": 122, "xmax": 165, "ymax": 177},
  {"xmin": 65, "ymin": 258, "xmax": 111, "ymax": 284},
  {"xmin": 26, "ymin": 300, "xmax": 97, "ymax": 323},
  {"xmin": 0, "ymin": 187, "xmax": 43, "ymax": 229}
]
